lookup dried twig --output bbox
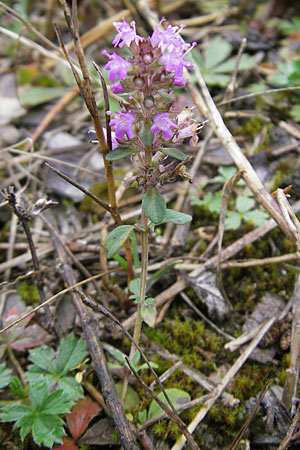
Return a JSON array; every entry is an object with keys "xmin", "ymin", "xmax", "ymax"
[{"xmin": 282, "ymin": 274, "xmax": 300, "ymax": 410}]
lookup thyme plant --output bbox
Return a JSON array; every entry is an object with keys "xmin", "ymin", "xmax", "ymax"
[{"xmin": 104, "ymin": 18, "xmax": 205, "ymax": 360}]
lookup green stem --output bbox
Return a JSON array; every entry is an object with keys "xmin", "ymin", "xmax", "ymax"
[
  {"xmin": 132, "ymin": 209, "xmax": 149, "ymax": 346},
  {"xmin": 122, "ymin": 147, "xmax": 152, "ymax": 405},
  {"xmin": 122, "ymin": 209, "xmax": 149, "ymax": 406}
]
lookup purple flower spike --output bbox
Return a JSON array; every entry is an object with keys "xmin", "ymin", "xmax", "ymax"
[
  {"xmin": 102, "ymin": 51, "xmax": 132, "ymax": 83},
  {"xmin": 109, "ymin": 111, "xmax": 136, "ymax": 140},
  {"xmin": 112, "ymin": 18, "xmax": 143, "ymax": 48},
  {"xmin": 151, "ymin": 113, "xmax": 177, "ymax": 140}
]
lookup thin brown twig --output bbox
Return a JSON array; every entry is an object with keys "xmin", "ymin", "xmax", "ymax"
[
  {"xmin": 277, "ymin": 401, "xmax": 300, "ymax": 450},
  {"xmin": 228, "ymin": 382, "xmax": 270, "ymax": 450},
  {"xmin": 218, "ymin": 86, "xmax": 300, "ymax": 106},
  {"xmin": 45, "ymin": 163, "xmax": 112, "ymax": 213}
]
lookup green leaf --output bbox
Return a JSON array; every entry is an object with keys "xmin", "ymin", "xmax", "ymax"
[
  {"xmin": 244, "ymin": 209, "xmax": 269, "ymax": 226},
  {"xmin": 10, "ymin": 377, "xmax": 27, "ymax": 399},
  {"xmin": 0, "ymin": 363, "xmax": 12, "ymax": 391},
  {"xmin": 142, "ymin": 189, "xmax": 166, "ymax": 223},
  {"xmin": 225, "ymin": 211, "xmax": 242, "ymax": 230},
  {"xmin": 131, "ymin": 350, "xmax": 141, "ymax": 366},
  {"xmin": 203, "ymin": 73, "xmax": 230, "ymax": 87},
  {"xmin": 115, "ymin": 383, "xmax": 139, "ymax": 412},
  {"xmin": 161, "ymin": 147, "xmax": 187, "ymax": 161},
  {"xmin": 26, "ymin": 334, "xmax": 87, "ymax": 402},
  {"xmin": 105, "ymin": 146, "xmax": 133, "ymax": 161},
  {"xmin": 148, "ymin": 388, "xmax": 190, "ymax": 420},
  {"xmin": 0, "ymin": 380, "xmax": 73, "ymax": 448},
  {"xmin": 141, "ymin": 304, "xmax": 157, "ymax": 327},
  {"xmin": 106, "ymin": 225, "xmax": 134, "ymax": 258},
  {"xmin": 204, "ymin": 37, "xmax": 232, "ymax": 69},
  {"xmin": 27, "ymin": 345, "xmax": 56, "ymax": 372},
  {"xmin": 129, "ymin": 278, "xmax": 141, "ymax": 301},
  {"xmin": 138, "ymin": 409, "xmax": 147, "ymax": 424},
  {"xmin": 31, "ymin": 413, "xmax": 65, "ymax": 447},
  {"xmin": 159, "ymin": 209, "xmax": 192, "ymax": 225},
  {"xmin": 236, "ymin": 196, "xmax": 255, "ymax": 214},
  {"xmin": 56, "ymin": 332, "xmax": 88, "ymax": 374},
  {"xmin": 18, "ymin": 86, "xmax": 66, "ymax": 107},
  {"xmin": 140, "ymin": 123, "xmax": 154, "ymax": 146},
  {"xmin": 0, "ymin": 404, "xmax": 31, "ymax": 422},
  {"xmin": 29, "ymin": 381, "xmax": 48, "ymax": 409},
  {"xmin": 41, "ymin": 389, "xmax": 74, "ymax": 415},
  {"xmin": 291, "ymin": 104, "xmax": 300, "ymax": 122}
]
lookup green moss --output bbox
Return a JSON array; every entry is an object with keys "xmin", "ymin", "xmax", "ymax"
[{"xmin": 17, "ymin": 281, "xmax": 39, "ymax": 305}]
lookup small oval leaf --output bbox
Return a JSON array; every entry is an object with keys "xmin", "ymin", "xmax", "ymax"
[
  {"xmin": 105, "ymin": 146, "xmax": 132, "ymax": 161},
  {"xmin": 161, "ymin": 147, "xmax": 187, "ymax": 161},
  {"xmin": 142, "ymin": 189, "xmax": 166, "ymax": 224},
  {"xmin": 160, "ymin": 209, "xmax": 192, "ymax": 225},
  {"xmin": 141, "ymin": 304, "xmax": 156, "ymax": 327},
  {"xmin": 106, "ymin": 225, "xmax": 134, "ymax": 258},
  {"xmin": 148, "ymin": 388, "xmax": 190, "ymax": 420}
]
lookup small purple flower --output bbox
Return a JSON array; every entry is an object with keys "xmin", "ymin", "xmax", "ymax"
[
  {"xmin": 160, "ymin": 50, "xmax": 193, "ymax": 86},
  {"xmin": 109, "ymin": 111, "xmax": 136, "ymax": 140},
  {"xmin": 151, "ymin": 113, "xmax": 177, "ymax": 140},
  {"xmin": 112, "ymin": 18, "xmax": 143, "ymax": 48},
  {"xmin": 111, "ymin": 82, "xmax": 125, "ymax": 94},
  {"xmin": 102, "ymin": 50, "xmax": 132, "ymax": 83},
  {"xmin": 150, "ymin": 19, "xmax": 186, "ymax": 53}
]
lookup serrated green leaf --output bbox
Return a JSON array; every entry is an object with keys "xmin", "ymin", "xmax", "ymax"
[
  {"xmin": 41, "ymin": 389, "xmax": 74, "ymax": 415},
  {"xmin": 28, "ymin": 345, "xmax": 56, "ymax": 372},
  {"xmin": 161, "ymin": 147, "xmax": 187, "ymax": 161},
  {"xmin": 18, "ymin": 413, "xmax": 35, "ymax": 441},
  {"xmin": 0, "ymin": 404, "xmax": 31, "ymax": 422},
  {"xmin": 32, "ymin": 413, "xmax": 65, "ymax": 447},
  {"xmin": 57, "ymin": 332, "xmax": 88, "ymax": 374},
  {"xmin": 56, "ymin": 377, "xmax": 84, "ymax": 401},
  {"xmin": 0, "ymin": 363, "xmax": 12, "ymax": 390},
  {"xmin": 160, "ymin": 209, "xmax": 192, "ymax": 225},
  {"xmin": 148, "ymin": 388, "xmax": 190, "ymax": 420},
  {"xmin": 29, "ymin": 381, "xmax": 48, "ymax": 409},
  {"xmin": 106, "ymin": 225, "xmax": 134, "ymax": 258},
  {"xmin": 105, "ymin": 146, "xmax": 133, "ymax": 161},
  {"xmin": 142, "ymin": 189, "xmax": 166, "ymax": 223}
]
